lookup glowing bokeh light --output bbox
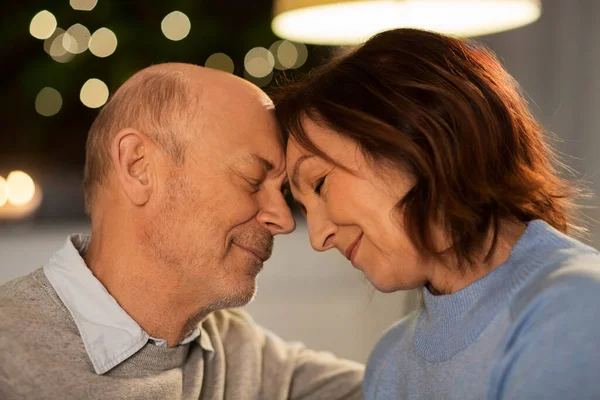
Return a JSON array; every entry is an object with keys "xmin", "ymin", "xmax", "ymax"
[
  {"xmin": 43, "ymin": 28, "xmax": 75, "ymax": 63},
  {"xmin": 43, "ymin": 28, "xmax": 64, "ymax": 54},
  {"xmin": 270, "ymin": 40, "xmax": 308, "ymax": 70},
  {"xmin": 35, "ymin": 87, "xmax": 63, "ymax": 117},
  {"xmin": 7, "ymin": 171, "xmax": 35, "ymax": 206},
  {"xmin": 277, "ymin": 40, "xmax": 298, "ymax": 69},
  {"xmin": 89, "ymin": 27, "xmax": 118, "ymax": 58},
  {"xmin": 49, "ymin": 33, "xmax": 68, "ymax": 57},
  {"xmin": 269, "ymin": 40, "xmax": 286, "ymax": 70},
  {"xmin": 80, "ymin": 78, "xmax": 109, "ymax": 108},
  {"xmin": 63, "ymin": 24, "xmax": 91, "ymax": 54},
  {"xmin": 30, "ymin": 10, "xmax": 57, "ymax": 40},
  {"xmin": 291, "ymin": 42, "xmax": 308, "ymax": 69},
  {"xmin": 70, "ymin": 0, "xmax": 98, "ymax": 11},
  {"xmin": 205, "ymin": 53, "xmax": 235, "ymax": 74},
  {"xmin": 161, "ymin": 11, "xmax": 191, "ymax": 41},
  {"xmin": 0, "ymin": 177, "xmax": 8, "ymax": 207},
  {"xmin": 244, "ymin": 47, "xmax": 275, "ymax": 79},
  {"xmin": 50, "ymin": 31, "xmax": 76, "ymax": 63},
  {"xmin": 52, "ymin": 51, "xmax": 76, "ymax": 63}
]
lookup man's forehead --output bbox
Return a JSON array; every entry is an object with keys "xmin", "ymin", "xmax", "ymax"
[
  {"xmin": 205, "ymin": 94, "xmax": 279, "ymax": 141},
  {"xmin": 237, "ymin": 146, "xmax": 286, "ymax": 168},
  {"xmin": 189, "ymin": 77, "xmax": 283, "ymax": 166}
]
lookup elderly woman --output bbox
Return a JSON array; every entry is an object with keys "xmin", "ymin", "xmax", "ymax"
[{"xmin": 274, "ymin": 29, "xmax": 600, "ymax": 399}]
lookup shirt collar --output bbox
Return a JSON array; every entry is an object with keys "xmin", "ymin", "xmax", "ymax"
[{"xmin": 43, "ymin": 234, "xmax": 212, "ymax": 374}]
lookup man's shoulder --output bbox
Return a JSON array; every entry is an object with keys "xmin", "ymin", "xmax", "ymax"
[
  {"xmin": 203, "ymin": 308, "xmax": 265, "ymax": 342},
  {"xmin": 0, "ymin": 267, "xmax": 80, "ymax": 348},
  {"xmin": 1, "ymin": 267, "xmax": 62, "ymax": 310},
  {"xmin": 1, "ymin": 268, "xmax": 51, "ymax": 316},
  {"xmin": 202, "ymin": 308, "xmax": 308, "ymax": 358},
  {"xmin": 202, "ymin": 309, "xmax": 363, "ymax": 400},
  {"xmin": 1, "ymin": 267, "xmax": 44, "ymax": 294},
  {"xmin": 0, "ymin": 269, "xmax": 91, "ymax": 399}
]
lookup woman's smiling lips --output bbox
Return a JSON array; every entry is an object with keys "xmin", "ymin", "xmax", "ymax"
[{"xmin": 345, "ymin": 233, "xmax": 363, "ymax": 264}]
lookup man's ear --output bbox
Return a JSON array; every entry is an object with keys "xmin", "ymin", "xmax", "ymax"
[{"xmin": 110, "ymin": 128, "xmax": 154, "ymax": 206}]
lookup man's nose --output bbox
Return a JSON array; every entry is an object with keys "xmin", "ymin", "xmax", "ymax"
[{"xmin": 256, "ymin": 189, "xmax": 296, "ymax": 236}]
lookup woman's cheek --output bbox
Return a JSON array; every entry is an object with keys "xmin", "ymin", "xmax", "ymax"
[{"xmin": 324, "ymin": 189, "xmax": 348, "ymax": 220}]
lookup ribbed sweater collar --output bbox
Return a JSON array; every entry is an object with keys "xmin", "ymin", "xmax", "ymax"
[{"xmin": 414, "ymin": 220, "xmax": 566, "ymax": 362}]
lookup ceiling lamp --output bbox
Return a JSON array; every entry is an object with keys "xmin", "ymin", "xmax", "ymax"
[{"xmin": 272, "ymin": 0, "xmax": 541, "ymax": 45}]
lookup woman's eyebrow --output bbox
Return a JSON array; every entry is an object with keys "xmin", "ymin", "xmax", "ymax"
[{"xmin": 291, "ymin": 155, "xmax": 315, "ymax": 188}]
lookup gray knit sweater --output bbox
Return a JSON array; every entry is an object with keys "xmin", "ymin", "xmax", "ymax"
[{"xmin": 0, "ymin": 269, "xmax": 364, "ymax": 399}]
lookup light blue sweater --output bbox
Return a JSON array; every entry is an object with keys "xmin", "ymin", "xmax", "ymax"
[{"xmin": 364, "ymin": 220, "xmax": 600, "ymax": 399}]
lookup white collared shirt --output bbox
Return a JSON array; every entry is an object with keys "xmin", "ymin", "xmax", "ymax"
[{"xmin": 43, "ymin": 234, "xmax": 208, "ymax": 374}]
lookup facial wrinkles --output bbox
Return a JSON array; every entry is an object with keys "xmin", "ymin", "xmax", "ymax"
[
  {"xmin": 224, "ymin": 160, "xmax": 282, "ymax": 257},
  {"xmin": 231, "ymin": 153, "xmax": 286, "ymax": 204},
  {"xmin": 146, "ymin": 171, "xmax": 215, "ymax": 273}
]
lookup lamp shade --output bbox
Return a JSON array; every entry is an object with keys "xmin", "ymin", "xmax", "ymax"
[{"xmin": 272, "ymin": 0, "xmax": 541, "ymax": 45}]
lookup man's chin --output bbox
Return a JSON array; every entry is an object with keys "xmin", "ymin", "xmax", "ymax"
[
  {"xmin": 216, "ymin": 278, "xmax": 258, "ymax": 310},
  {"xmin": 208, "ymin": 256, "xmax": 262, "ymax": 310},
  {"xmin": 246, "ymin": 260, "xmax": 264, "ymax": 278},
  {"xmin": 240, "ymin": 284, "xmax": 258, "ymax": 306}
]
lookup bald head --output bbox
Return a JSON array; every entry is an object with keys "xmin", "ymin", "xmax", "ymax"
[
  {"xmin": 81, "ymin": 64, "xmax": 295, "ymax": 343},
  {"xmin": 83, "ymin": 63, "xmax": 273, "ymax": 215}
]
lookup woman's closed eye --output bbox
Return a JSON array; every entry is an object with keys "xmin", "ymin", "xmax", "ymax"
[{"xmin": 312, "ymin": 176, "xmax": 326, "ymax": 196}]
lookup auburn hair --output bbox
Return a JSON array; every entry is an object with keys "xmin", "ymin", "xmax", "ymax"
[{"xmin": 274, "ymin": 28, "xmax": 586, "ymax": 266}]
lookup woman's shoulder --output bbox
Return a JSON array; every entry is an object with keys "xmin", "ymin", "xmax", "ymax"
[
  {"xmin": 488, "ymin": 251, "xmax": 600, "ymax": 398},
  {"xmin": 508, "ymin": 220, "xmax": 600, "ymax": 316},
  {"xmin": 510, "ymin": 249, "xmax": 600, "ymax": 321},
  {"xmin": 501, "ymin": 246, "xmax": 600, "ymax": 361}
]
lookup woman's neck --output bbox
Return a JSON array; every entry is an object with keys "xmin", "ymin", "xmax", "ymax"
[{"xmin": 427, "ymin": 219, "xmax": 527, "ymax": 295}]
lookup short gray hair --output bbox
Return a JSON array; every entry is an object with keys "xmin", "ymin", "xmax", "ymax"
[{"xmin": 83, "ymin": 69, "xmax": 197, "ymax": 215}]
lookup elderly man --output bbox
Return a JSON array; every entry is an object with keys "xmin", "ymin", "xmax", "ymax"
[{"xmin": 0, "ymin": 63, "xmax": 363, "ymax": 399}]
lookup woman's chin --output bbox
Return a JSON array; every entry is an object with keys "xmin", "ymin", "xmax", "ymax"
[{"xmin": 363, "ymin": 266, "xmax": 423, "ymax": 293}]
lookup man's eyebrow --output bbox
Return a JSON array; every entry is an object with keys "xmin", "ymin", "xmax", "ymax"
[
  {"xmin": 242, "ymin": 153, "xmax": 275, "ymax": 172},
  {"xmin": 291, "ymin": 154, "xmax": 315, "ymax": 188}
]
